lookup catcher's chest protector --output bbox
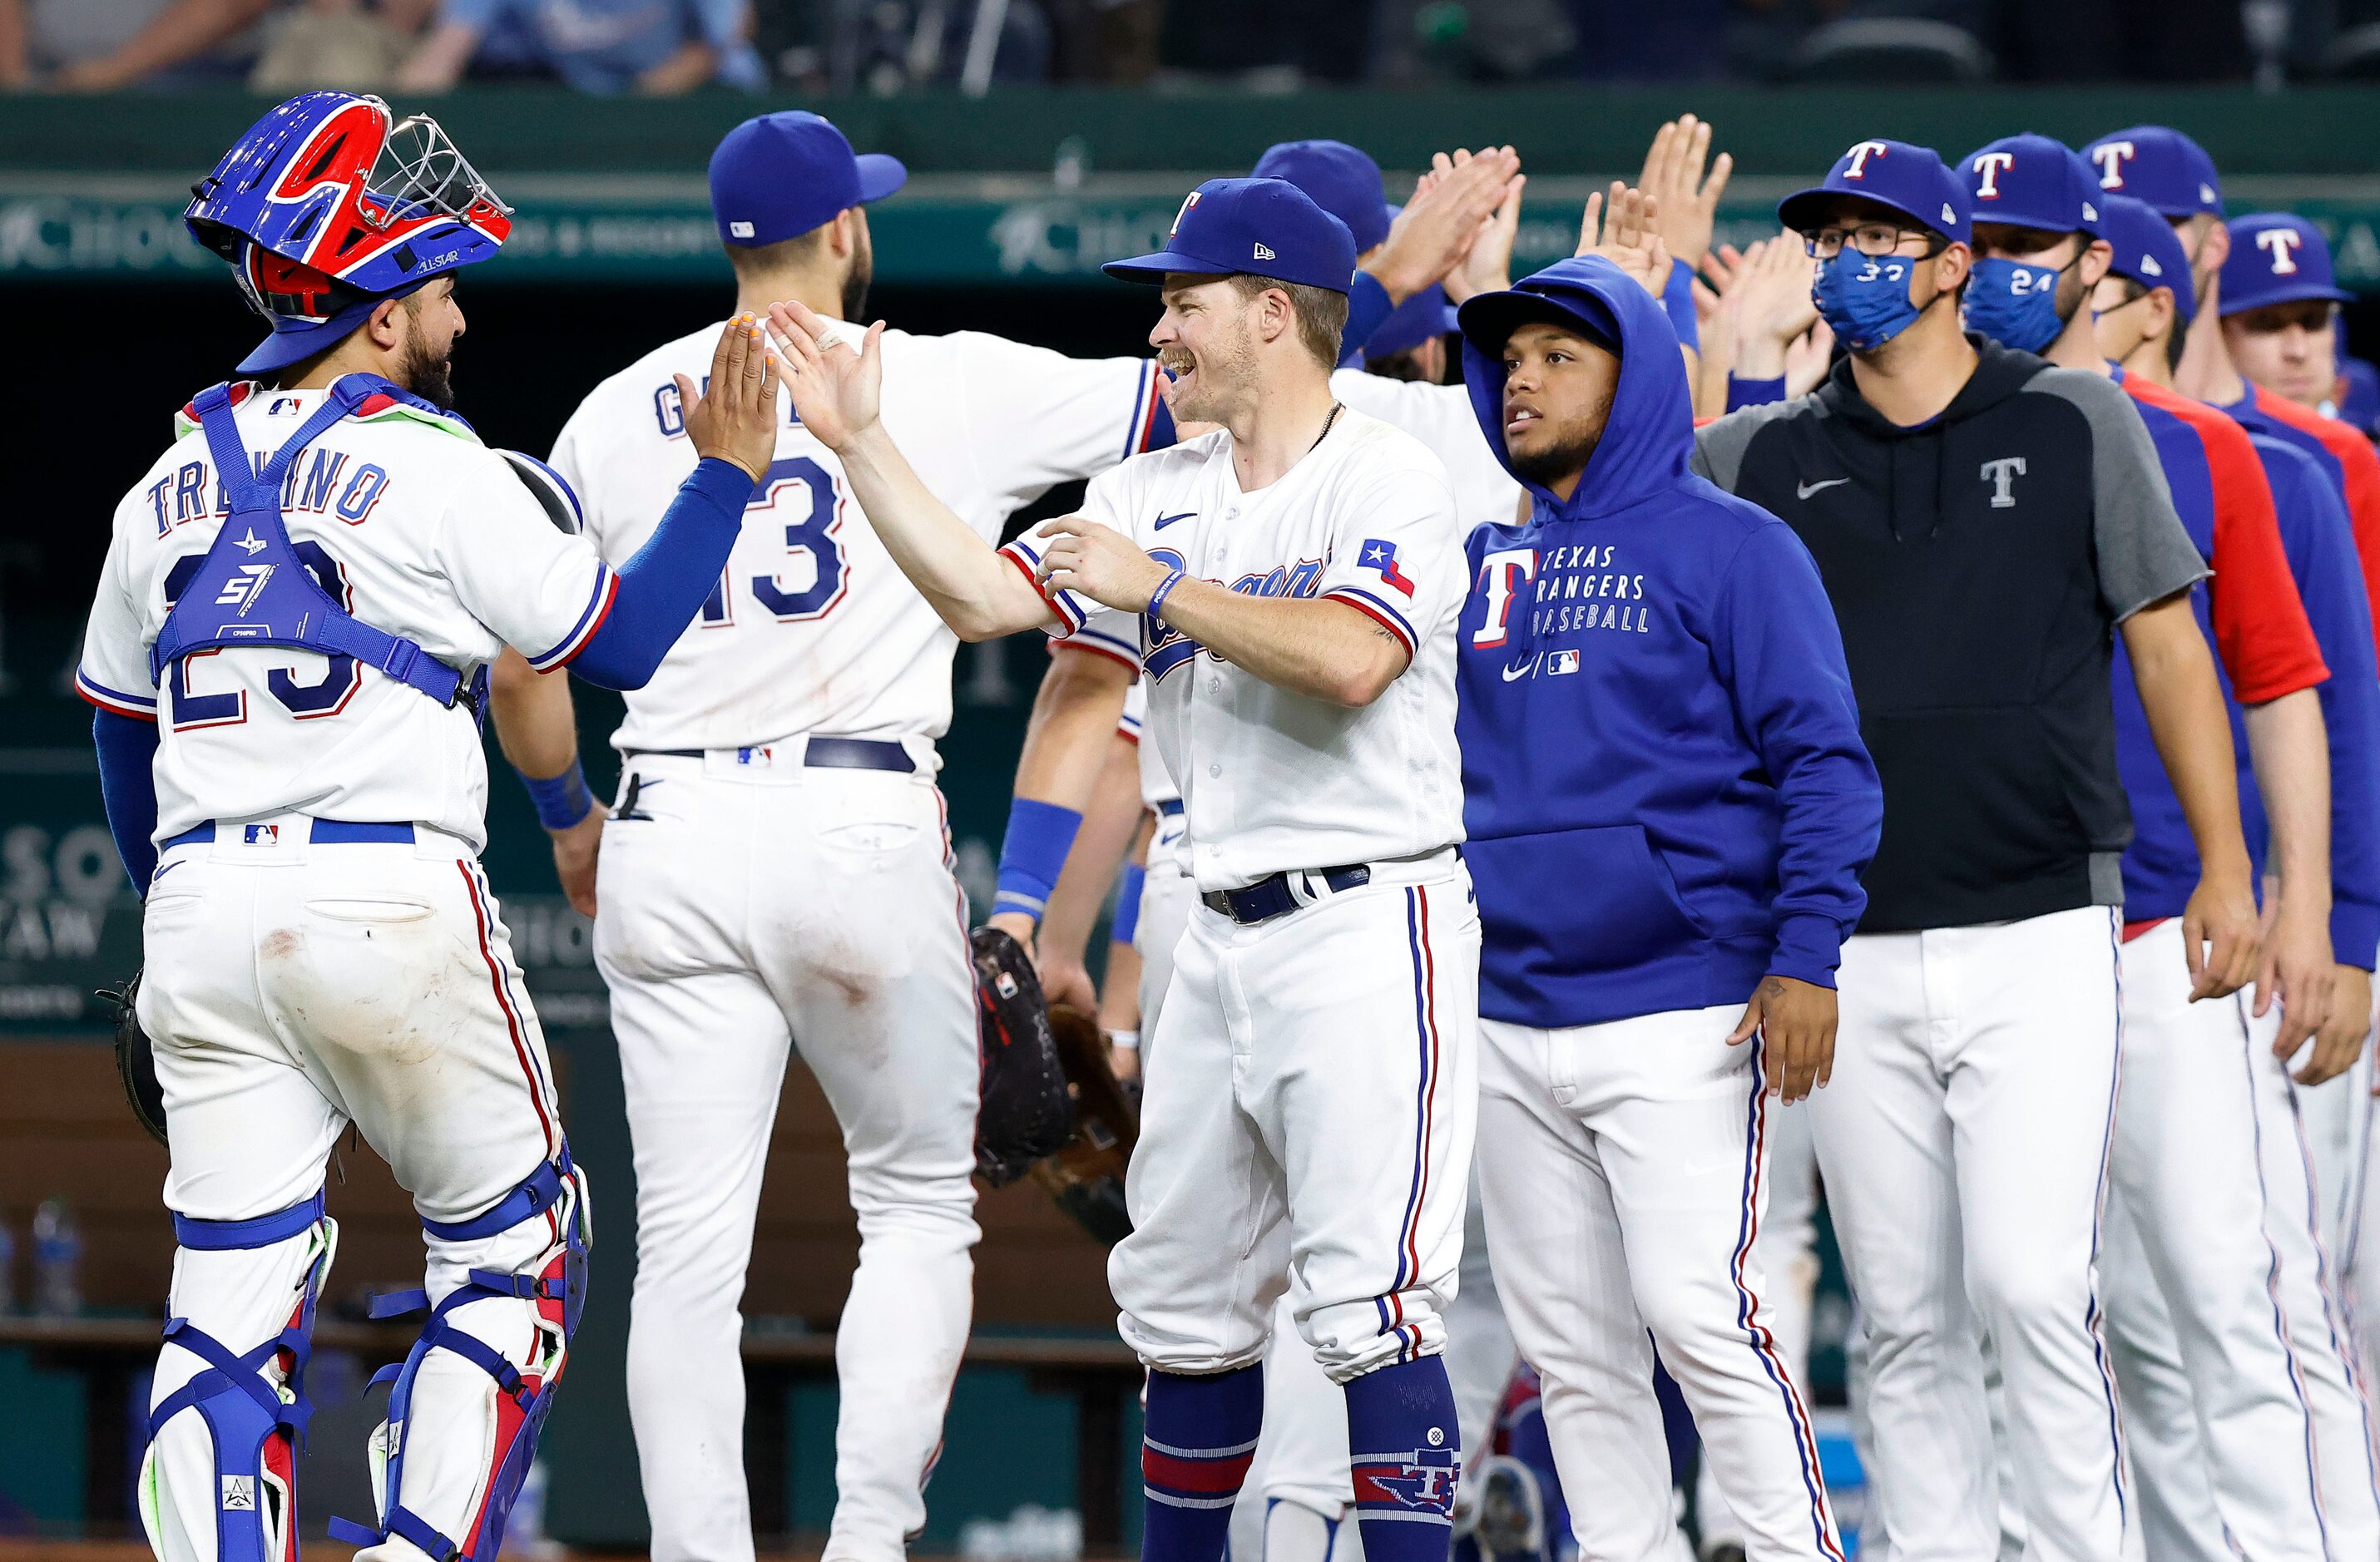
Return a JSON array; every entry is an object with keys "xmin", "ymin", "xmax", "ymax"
[{"xmin": 151, "ymin": 378, "xmax": 483, "ymax": 715}]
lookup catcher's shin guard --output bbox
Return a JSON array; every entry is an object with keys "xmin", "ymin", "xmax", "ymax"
[
  {"xmin": 140, "ymin": 1194, "xmax": 338, "ymax": 1562},
  {"xmin": 329, "ymin": 1149, "xmax": 591, "ymax": 1562}
]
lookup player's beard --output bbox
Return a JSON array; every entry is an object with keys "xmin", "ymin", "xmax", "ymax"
[
  {"xmin": 1159, "ymin": 316, "xmax": 1254, "ymax": 426},
  {"xmin": 1506, "ymin": 386, "xmax": 1614, "ymax": 492},
  {"xmin": 396, "ymin": 309, "xmax": 456, "ymax": 409},
  {"xmin": 843, "ymin": 226, "xmax": 874, "ymax": 321}
]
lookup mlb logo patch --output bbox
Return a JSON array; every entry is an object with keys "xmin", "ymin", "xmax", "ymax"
[
  {"xmin": 729, "ymin": 220, "xmax": 755, "ymax": 239},
  {"xmin": 735, "ymin": 746, "xmax": 774, "ymax": 766},
  {"xmin": 243, "ymin": 824, "xmax": 281, "ymax": 847},
  {"xmin": 268, "ymin": 397, "xmax": 303, "ymax": 418},
  {"xmin": 1358, "ymin": 539, "xmax": 1415, "ymax": 596},
  {"xmin": 220, "ymin": 1475, "xmax": 255, "ymax": 1510},
  {"xmin": 1547, "ymin": 650, "xmax": 1580, "ymax": 675}
]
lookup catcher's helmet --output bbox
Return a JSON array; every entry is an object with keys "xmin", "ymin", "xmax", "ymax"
[{"xmin": 186, "ymin": 91, "xmax": 511, "ymax": 374}]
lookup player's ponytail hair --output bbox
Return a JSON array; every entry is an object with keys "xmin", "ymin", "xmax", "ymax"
[{"xmin": 1228, "ymin": 274, "xmax": 1349, "ymax": 371}]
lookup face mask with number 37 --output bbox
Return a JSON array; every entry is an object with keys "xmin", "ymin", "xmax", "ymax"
[{"xmin": 1813, "ymin": 253, "xmax": 1924, "ymax": 353}]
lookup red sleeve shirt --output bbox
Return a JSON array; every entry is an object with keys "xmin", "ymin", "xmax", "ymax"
[
  {"xmin": 2131, "ymin": 377, "xmax": 2328, "ymax": 704},
  {"xmin": 2256, "ymin": 384, "xmax": 2380, "ymax": 663}
]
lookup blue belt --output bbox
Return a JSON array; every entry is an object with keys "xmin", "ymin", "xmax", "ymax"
[
  {"xmin": 1157, "ymin": 799, "xmax": 1184, "ymax": 818},
  {"xmin": 161, "ymin": 819, "xmax": 416, "ymax": 852},
  {"xmin": 1201, "ymin": 864, "xmax": 1371, "ymax": 925},
  {"xmin": 625, "ymin": 736, "xmax": 913, "ymax": 774}
]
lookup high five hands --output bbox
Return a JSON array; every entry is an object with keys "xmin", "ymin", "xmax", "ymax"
[{"xmin": 679, "ymin": 312, "xmax": 785, "ymax": 482}]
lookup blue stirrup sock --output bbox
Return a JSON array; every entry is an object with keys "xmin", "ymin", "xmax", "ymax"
[
  {"xmin": 1141, "ymin": 1363, "xmax": 1264, "ymax": 1562},
  {"xmin": 1345, "ymin": 1354, "xmax": 1462, "ymax": 1561}
]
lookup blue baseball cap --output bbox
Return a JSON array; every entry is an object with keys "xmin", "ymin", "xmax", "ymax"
[
  {"xmin": 2098, "ymin": 194, "xmax": 2196, "ymax": 323},
  {"xmin": 1779, "ymin": 139, "xmax": 1972, "ymax": 246},
  {"xmin": 708, "ymin": 111, "xmax": 906, "ymax": 248},
  {"xmin": 1355, "ymin": 282, "xmax": 1457, "ymax": 363},
  {"xmin": 1960, "ymin": 135, "xmax": 2101, "ymax": 236},
  {"xmin": 1253, "ymin": 140, "xmax": 1392, "ymax": 254},
  {"xmin": 1105, "ymin": 178, "xmax": 1358, "ymax": 294},
  {"xmin": 1457, "ymin": 263, "xmax": 1622, "ymax": 361},
  {"xmin": 2221, "ymin": 213, "xmax": 2353, "ymax": 315},
  {"xmin": 2080, "ymin": 127, "xmax": 2223, "ymax": 220}
]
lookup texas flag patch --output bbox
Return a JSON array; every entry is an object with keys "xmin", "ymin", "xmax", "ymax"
[{"xmin": 1358, "ymin": 538, "xmax": 1415, "ymax": 596}]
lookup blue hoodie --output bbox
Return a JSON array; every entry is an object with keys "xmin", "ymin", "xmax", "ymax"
[{"xmin": 1453, "ymin": 258, "xmax": 1883, "ymax": 1029}]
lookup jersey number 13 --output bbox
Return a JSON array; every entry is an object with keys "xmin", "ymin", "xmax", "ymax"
[{"xmin": 700, "ymin": 456, "xmax": 848, "ymax": 626}]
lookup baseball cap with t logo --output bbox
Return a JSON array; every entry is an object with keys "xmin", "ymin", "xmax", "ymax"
[
  {"xmin": 1104, "ymin": 177, "xmax": 1359, "ymax": 294},
  {"xmin": 1779, "ymin": 139, "xmax": 1972, "ymax": 245}
]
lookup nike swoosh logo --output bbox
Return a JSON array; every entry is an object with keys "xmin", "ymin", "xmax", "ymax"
[
  {"xmin": 1154, "ymin": 512, "xmax": 1195, "ymax": 530},
  {"xmin": 1501, "ymin": 656, "xmax": 1539, "ymax": 682},
  {"xmin": 1796, "ymin": 477, "xmax": 1850, "ymax": 500}
]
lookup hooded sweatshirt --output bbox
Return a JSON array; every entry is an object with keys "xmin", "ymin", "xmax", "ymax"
[{"xmin": 1455, "ymin": 257, "xmax": 1882, "ymax": 1029}]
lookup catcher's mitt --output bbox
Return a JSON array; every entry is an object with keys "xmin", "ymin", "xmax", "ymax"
[
  {"xmin": 972, "ymin": 926, "xmax": 1073, "ymax": 1185},
  {"xmin": 1030, "ymin": 1003, "xmax": 1139, "ymax": 1247},
  {"xmin": 100, "ymin": 971, "xmax": 168, "ymax": 1146}
]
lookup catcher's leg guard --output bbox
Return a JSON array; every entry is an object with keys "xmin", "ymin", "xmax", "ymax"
[
  {"xmin": 140, "ymin": 1194, "xmax": 338, "ymax": 1562},
  {"xmin": 330, "ymin": 1150, "xmax": 590, "ymax": 1562}
]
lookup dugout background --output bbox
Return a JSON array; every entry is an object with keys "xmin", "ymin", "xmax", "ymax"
[{"xmin": 4, "ymin": 82, "xmax": 2380, "ymax": 1550}]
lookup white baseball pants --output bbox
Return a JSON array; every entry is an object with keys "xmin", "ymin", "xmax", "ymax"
[
  {"xmin": 1109, "ymin": 860, "xmax": 1478, "ymax": 1382},
  {"xmin": 1810, "ymin": 905, "xmax": 2127, "ymax": 1562},
  {"xmin": 1228, "ymin": 1182, "xmax": 1518, "ymax": 1562},
  {"xmin": 136, "ymin": 824, "xmax": 567, "ymax": 1562},
  {"xmin": 2097, "ymin": 917, "xmax": 2331, "ymax": 1558},
  {"xmin": 592, "ymin": 751, "xmax": 980, "ymax": 1562},
  {"xmin": 1695, "ymin": 1098, "xmax": 1821, "ymax": 1554},
  {"xmin": 1477, "ymin": 1004, "xmax": 1843, "ymax": 1562},
  {"xmin": 2301, "ymin": 1048, "xmax": 2379, "ymax": 1390},
  {"xmin": 2251, "ymin": 1002, "xmax": 2380, "ymax": 1560},
  {"xmin": 1136, "ymin": 808, "xmax": 1195, "ymax": 1052}
]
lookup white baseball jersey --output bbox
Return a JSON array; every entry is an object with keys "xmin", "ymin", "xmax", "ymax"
[
  {"xmin": 1114, "ymin": 680, "xmax": 1181, "ymax": 809},
  {"xmin": 1327, "ymin": 369, "xmax": 1522, "ymax": 536},
  {"xmin": 78, "ymin": 384, "xmax": 612, "ymax": 852},
  {"xmin": 549, "ymin": 323, "xmax": 1165, "ymax": 753},
  {"xmin": 1002, "ymin": 409, "xmax": 1467, "ymax": 892}
]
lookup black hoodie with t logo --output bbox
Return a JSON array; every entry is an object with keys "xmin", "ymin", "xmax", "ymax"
[{"xmin": 1692, "ymin": 337, "xmax": 2208, "ymax": 934}]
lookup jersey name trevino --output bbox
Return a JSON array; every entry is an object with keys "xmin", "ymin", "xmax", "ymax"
[{"xmin": 80, "ymin": 388, "xmax": 611, "ymax": 850}]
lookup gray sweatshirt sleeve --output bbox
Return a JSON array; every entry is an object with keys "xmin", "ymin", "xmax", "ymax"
[
  {"xmin": 1692, "ymin": 396, "xmax": 1818, "ymax": 493},
  {"xmin": 2022, "ymin": 368, "xmax": 2210, "ymax": 621}
]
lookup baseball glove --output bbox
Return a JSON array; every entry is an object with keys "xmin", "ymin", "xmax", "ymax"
[
  {"xmin": 99, "ymin": 971, "xmax": 168, "ymax": 1146},
  {"xmin": 972, "ymin": 926, "xmax": 1074, "ymax": 1186},
  {"xmin": 1029, "ymin": 1003, "xmax": 1139, "ymax": 1247}
]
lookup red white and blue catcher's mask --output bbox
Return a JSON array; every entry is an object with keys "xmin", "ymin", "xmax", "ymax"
[{"xmin": 186, "ymin": 92, "xmax": 511, "ymax": 372}]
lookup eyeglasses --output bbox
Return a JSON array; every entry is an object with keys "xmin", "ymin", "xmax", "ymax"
[{"xmin": 1801, "ymin": 223, "xmax": 1942, "ymax": 260}]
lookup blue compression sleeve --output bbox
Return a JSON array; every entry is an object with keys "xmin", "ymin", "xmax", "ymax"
[
  {"xmin": 567, "ymin": 457, "xmax": 755, "ymax": 690},
  {"xmin": 1660, "ymin": 259, "xmax": 1700, "ymax": 353},
  {"xmin": 1343, "ymin": 271, "xmax": 1396, "ymax": 361},
  {"xmin": 93, "ymin": 709, "xmax": 160, "ymax": 893}
]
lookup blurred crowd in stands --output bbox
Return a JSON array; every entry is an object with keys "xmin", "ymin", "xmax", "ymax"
[{"xmin": 0, "ymin": 0, "xmax": 2373, "ymax": 96}]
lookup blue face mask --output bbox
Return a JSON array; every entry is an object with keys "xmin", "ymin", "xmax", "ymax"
[
  {"xmin": 1964, "ymin": 257, "xmax": 2070, "ymax": 353},
  {"xmin": 1813, "ymin": 252, "xmax": 1925, "ymax": 353}
]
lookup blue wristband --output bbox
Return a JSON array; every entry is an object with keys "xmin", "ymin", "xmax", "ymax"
[
  {"xmin": 994, "ymin": 798, "xmax": 1083, "ymax": 922},
  {"xmin": 517, "ymin": 759, "xmax": 596, "ymax": 832},
  {"xmin": 1147, "ymin": 566, "xmax": 1188, "ymax": 623},
  {"xmin": 1726, "ymin": 373, "xmax": 1788, "ymax": 412},
  {"xmin": 1112, "ymin": 862, "xmax": 1147, "ymax": 946}
]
